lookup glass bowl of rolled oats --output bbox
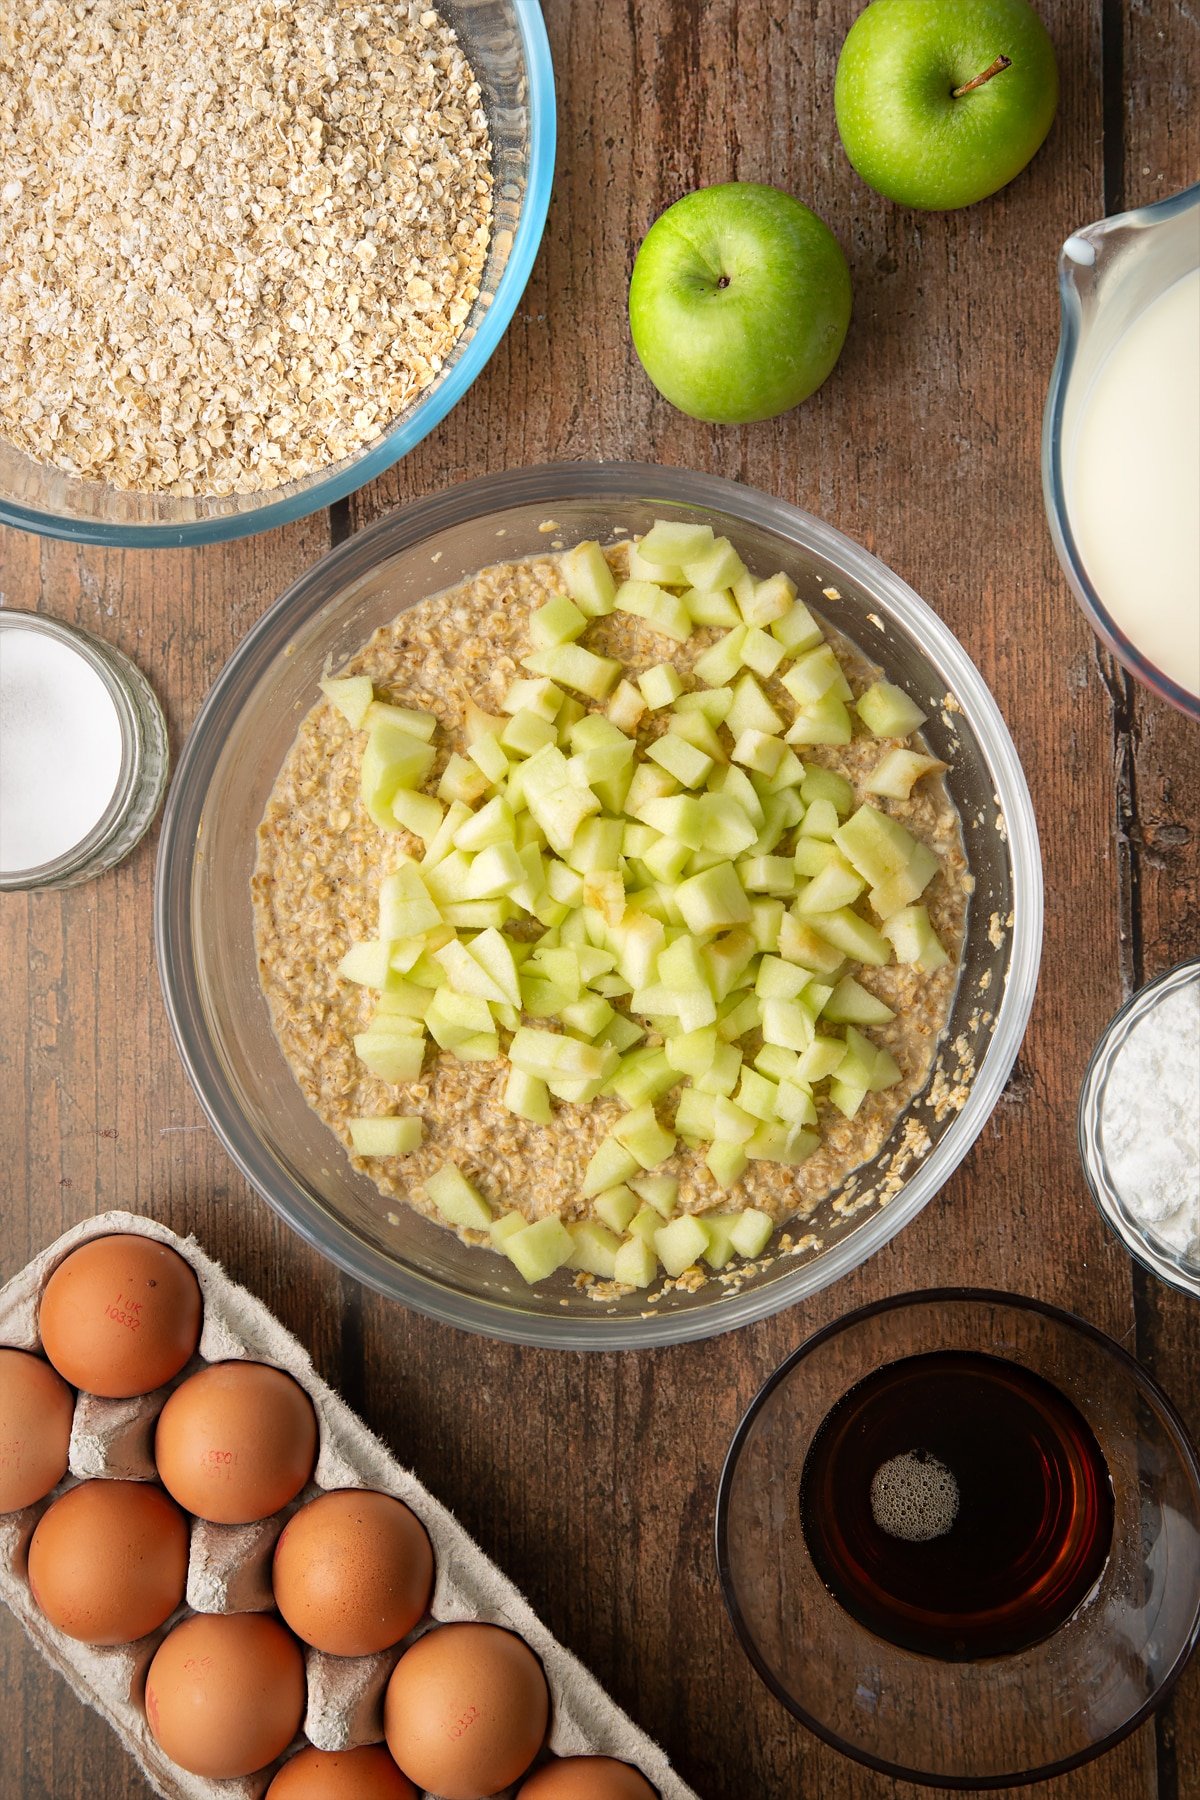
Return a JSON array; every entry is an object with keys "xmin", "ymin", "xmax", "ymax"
[
  {"xmin": 0, "ymin": 0, "xmax": 554, "ymax": 545},
  {"xmin": 155, "ymin": 463, "xmax": 1043, "ymax": 1347}
]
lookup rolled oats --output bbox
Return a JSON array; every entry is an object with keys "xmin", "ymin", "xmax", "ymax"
[{"xmin": 0, "ymin": 0, "xmax": 492, "ymax": 494}]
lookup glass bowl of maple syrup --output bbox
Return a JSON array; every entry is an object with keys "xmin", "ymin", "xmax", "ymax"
[{"xmin": 716, "ymin": 1289, "xmax": 1200, "ymax": 1788}]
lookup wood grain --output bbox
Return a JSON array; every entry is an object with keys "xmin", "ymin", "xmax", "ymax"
[{"xmin": 1, "ymin": 3, "xmax": 1196, "ymax": 1797}]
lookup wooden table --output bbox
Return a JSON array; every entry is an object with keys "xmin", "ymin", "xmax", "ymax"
[{"xmin": 1, "ymin": 3, "xmax": 1196, "ymax": 1796}]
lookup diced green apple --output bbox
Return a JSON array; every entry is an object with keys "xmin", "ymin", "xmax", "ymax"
[
  {"xmin": 391, "ymin": 790, "xmax": 445, "ymax": 842},
  {"xmin": 567, "ymin": 1221, "xmax": 623, "ymax": 1279},
  {"xmin": 379, "ymin": 865, "xmax": 444, "ymax": 939},
  {"xmin": 501, "ymin": 709, "xmax": 558, "ymax": 758},
  {"xmin": 348, "ymin": 1116, "xmax": 423, "ymax": 1156},
  {"xmin": 683, "ymin": 536, "xmax": 747, "ymax": 594},
  {"xmin": 740, "ymin": 571, "xmax": 797, "ymax": 628},
  {"xmin": 705, "ymin": 1140, "xmax": 749, "ymax": 1189},
  {"xmin": 784, "ymin": 694, "xmax": 853, "ymax": 746},
  {"xmin": 612, "ymin": 1103, "xmax": 676, "ymax": 1169},
  {"xmin": 731, "ymin": 729, "xmax": 786, "ymax": 776},
  {"xmin": 360, "ymin": 724, "xmax": 437, "ymax": 828},
  {"xmin": 739, "ymin": 626, "xmax": 788, "ymax": 679},
  {"xmin": 614, "ymin": 579, "xmax": 692, "ymax": 642},
  {"xmin": 613, "ymin": 1236, "xmax": 658, "ymax": 1289},
  {"xmin": 729, "ymin": 1209, "xmax": 774, "ymax": 1258},
  {"xmin": 647, "ymin": 732, "xmax": 713, "ymax": 788},
  {"xmin": 629, "ymin": 1173, "xmax": 679, "ymax": 1217},
  {"xmin": 654, "ymin": 1214, "xmax": 711, "ymax": 1278},
  {"xmin": 804, "ymin": 906, "xmax": 891, "ymax": 966},
  {"xmin": 795, "ymin": 855, "xmax": 866, "ymax": 915},
  {"xmin": 425, "ymin": 1164, "xmax": 493, "ymax": 1230},
  {"xmin": 795, "ymin": 1035, "xmax": 848, "ymax": 1082},
  {"xmin": 489, "ymin": 1212, "xmax": 529, "ymax": 1252},
  {"xmin": 683, "ymin": 585, "xmax": 741, "ymax": 628},
  {"xmin": 882, "ymin": 905, "xmax": 950, "ymax": 971},
  {"xmin": 693, "ymin": 627, "xmax": 747, "ymax": 688},
  {"xmin": 855, "ymin": 680, "xmax": 927, "ymax": 738},
  {"xmin": 523, "ymin": 641, "xmax": 622, "ymax": 700},
  {"xmin": 607, "ymin": 679, "xmax": 647, "ymax": 732},
  {"xmin": 338, "ymin": 939, "xmax": 395, "ymax": 989},
  {"xmin": 627, "ymin": 1204, "xmax": 663, "ymax": 1247},
  {"xmin": 363, "ymin": 701, "xmax": 438, "ymax": 742},
  {"xmin": 503, "ymin": 1066, "xmax": 553, "ymax": 1124},
  {"xmin": 637, "ymin": 520, "xmax": 716, "ymax": 566},
  {"xmin": 594, "ymin": 1184, "xmax": 640, "ymax": 1233},
  {"xmin": 694, "ymin": 1213, "xmax": 737, "ymax": 1269},
  {"xmin": 437, "ymin": 753, "xmax": 491, "ymax": 805},
  {"xmin": 321, "ymin": 674, "xmax": 375, "ymax": 728},
  {"xmin": 674, "ymin": 861, "xmax": 752, "ymax": 934},
  {"xmin": 503, "ymin": 1216, "xmax": 575, "ymax": 1284},
  {"xmin": 529, "ymin": 594, "xmax": 588, "ymax": 648},
  {"xmin": 823, "ymin": 974, "xmax": 896, "ymax": 1025},
  {"xmin": 674, "ymin": 685, "xmax": 734, "ymax": 726},
  {"xmin": 726, "ymin": 674, "xmax": 784, "ymax": 738},
  {"xmin": 582, "ymin": 1135, "xmax": 642, "ymax": 1197},
  {"xmin": 865, "ymin": 748, "xmax": 946, "ymax": 800},
  {"xmin": 561, "ymin": 540, "xmax": 617, "ymax": 616},
  {"xmin": 829, "ymin": 1080, "xmax": 868, "ymax": 1119},
  {"xmin": 771, "ymin": 597, "xmax": 823, "ymax": 654}
]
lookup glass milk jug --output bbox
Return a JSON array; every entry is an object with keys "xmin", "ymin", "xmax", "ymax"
[{"xmin": 1043, "ymin": 182, "xmax": 1200, "ymax": 719}]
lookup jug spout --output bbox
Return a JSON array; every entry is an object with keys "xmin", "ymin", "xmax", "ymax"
[{"xmin": 1043, "ymin": 182, "xmax": 1200, "ymax": 719}]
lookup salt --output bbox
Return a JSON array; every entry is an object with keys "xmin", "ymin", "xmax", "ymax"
[
  {"xmin": 0, "ymin": 619, "xmax": 124, "ymax": 874},
  {"xmin": 1100, "ymin": 981, "xmax": 1200, "ymax": 1263}
]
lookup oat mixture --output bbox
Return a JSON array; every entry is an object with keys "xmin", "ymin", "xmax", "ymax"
[
  {"xmin": 0, "ymin": 0, "xmax": 492, "ymax": 494},
  {"xmin": 252, "ymin": 546, "xmax": 970, "ymax": 1257}
]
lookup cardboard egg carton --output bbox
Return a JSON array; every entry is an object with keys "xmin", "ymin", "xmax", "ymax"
[{"xmin": 0, "ymin": 1212, "xmax": 699, "ymax": 1800}]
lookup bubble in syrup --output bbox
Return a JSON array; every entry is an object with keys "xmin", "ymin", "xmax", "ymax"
[{"xmin": 870, "ymin": 1449, "xmax": 959, "ymax": 1544}]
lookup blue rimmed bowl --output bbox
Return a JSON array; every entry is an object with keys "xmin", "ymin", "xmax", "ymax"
[{"xmin": 0, "ymin": 1, "xmax": 555, "ymax": 548}]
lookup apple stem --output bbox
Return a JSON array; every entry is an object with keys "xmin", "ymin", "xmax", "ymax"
[{"xmin": 952, "ymin": 54, "xmax": 1012, "ymax": 98}]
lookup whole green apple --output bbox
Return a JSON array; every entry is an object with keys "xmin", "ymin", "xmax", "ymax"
[
  {"xmin": 628, "ymin": 183, "xmax": 852, "ymax": 425},
  {"xmin": 835, "ymin": 0, "xmax": 1059, "ymax": 211}
]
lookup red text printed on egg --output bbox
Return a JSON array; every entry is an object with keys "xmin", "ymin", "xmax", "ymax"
[
  {"xmin": 105, "ymin": 1293, "xmax": 144, "ymax": 1333},
  {"xmin": 448, "ymin": 1705, "xmax": 481, "ymax": 1740}
]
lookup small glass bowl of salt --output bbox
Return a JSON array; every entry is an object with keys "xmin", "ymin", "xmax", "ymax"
[
  {"xmin": 0, "ymin": 612, "xmax": 168, "ymax": 891},
  {"xmin": 1079, "ymin": 959, "xmax": 1200, "ymax": 1299}
]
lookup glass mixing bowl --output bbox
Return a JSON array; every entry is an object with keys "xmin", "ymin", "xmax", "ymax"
[
  {"xmin": 155, "ymin": 463, "xmax": 1043, "ymax": 1348},
  {"xmin": 716, "ymin": 1290, "xmax": 1200, "ymax": 1788},
  {"xmin": 1078, "ymin": 958, "xmax": 1200, "ymax": 1300},
  {"xmin": 0, "ymin": 1, "xmax": 555, "ymax": 548}
]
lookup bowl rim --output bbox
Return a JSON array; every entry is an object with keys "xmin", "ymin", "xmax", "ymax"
[
  {"xmin": 1040, "ymin": 180, "xmax": 1200, "ymax": 721},
  {"xmin": 154, "ymin": 460, "xmax": 1044, "ymax": 1348},
  {"xmin": 714, "ymin": 1285, "xmax": 1200, "ymax": 1789},
  {"xmin": 1078, "ymin": 956, "xmax": 1200, "ymax": 1300},
  {"xmin": 0, "ymin": 2, "xmax": 556, "ymax": 549}
]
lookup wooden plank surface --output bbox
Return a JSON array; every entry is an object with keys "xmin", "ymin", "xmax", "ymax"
[{"xmin": 1, "ymin": 3, "xmax": 1196, "ymax": 1797}]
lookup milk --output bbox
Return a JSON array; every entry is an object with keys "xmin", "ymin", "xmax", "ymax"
[{"xmin": 1067, "ymin": 267, "xmax": 1200, "ymax": 699}]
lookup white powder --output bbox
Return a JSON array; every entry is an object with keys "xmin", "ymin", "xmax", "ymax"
[
  {"xmin": 0, "ymin": 622, "xmax": 124, "ymax": 874},
  {"xmin": 1100, "ymin": 981, "xmax": 1200, "ymax": 1263}
]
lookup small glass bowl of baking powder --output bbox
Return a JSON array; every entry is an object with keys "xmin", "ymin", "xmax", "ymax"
[
  {"xmin": 0, "ymin": 613, "xmax": 169, "ymax": 891},
  {"xmin": 1079, "ymin": 959, "xmax": 1200, "ymax": 1299}
]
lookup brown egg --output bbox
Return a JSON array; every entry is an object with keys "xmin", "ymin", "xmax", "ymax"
[
  {"xmin": 145, "ymin": 1612, "xmax": 305, "ymax": 1778},
  {"xmin": 273, "ymin": 1488, "xmax": 433, "ymax": 1657},
  {"xmin": 155, "ymin": 1361, "xmax": 318, "ymax": 1524},
  {"xmin": 265, "ymin": 1744, "xmax": 417, "ymax": 1799},
  {"xmin": 27, "ymin": 1479, "xmax": 188, "ymax": 1645},
  {"xmin": 39, "ymin": 1235, "xmax": 202, "ymax": 1399},
  {"xmin": 0, "ymin": 1348, "xmax": 74, "ymax": 1512},
  {"xmin": 385, "ymin": 1623, "xmax": 549, "ymax": 1800},
  {"xmin": 518, "ymin": 1756, "xmax": 659, "ymax": 1799}
]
